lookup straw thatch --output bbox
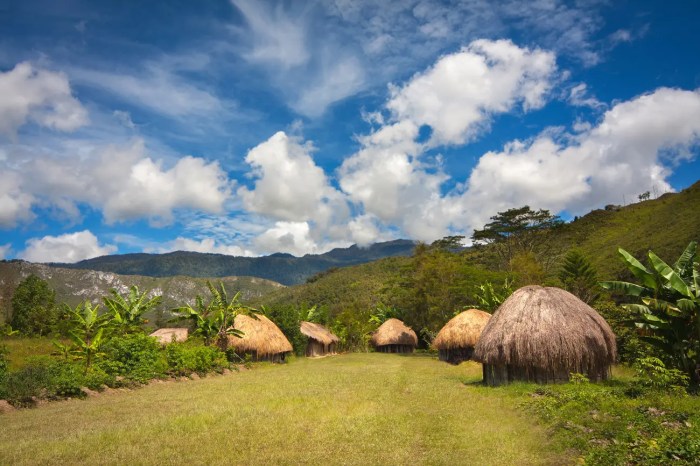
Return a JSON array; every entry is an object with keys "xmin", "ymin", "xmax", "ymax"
[
  {"xmin": 149, "ymin": 328, "xmax": 189, "ymax": 345},
  {"xmin": 300, "ymin": 321, "xmax": 339, "ymax": 357},
  {"xmin": 474, "ymin": 286, "xmax": 617, "ymax": 386},
  {"xmin": 228, "ymin": 314, "xmax": 293, "ymax": 363},
  {"xmin": 433, "ymin": 309, "xmax": 491, "ymax": 364},
  {"xmin": 371, "ymin": 318, "xmax": 418, "ymax": 353}
]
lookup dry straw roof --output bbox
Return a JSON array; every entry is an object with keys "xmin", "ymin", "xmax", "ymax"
[
  {"xmin": 371, "ymin": 318, "xmax": 418, "ymax": 347},
  {"xmin": 149, "ymin": 328, "xmax": 189, "ymax": 344},
  {"xmin": 300, "ymin": 321, "xmax": 339, "ymax": 345},
  {"xmin": 228, "ymin": 313, "xmax": 293, "ymax": 356},
  {"xmin": 433, "ymin": 309, "xmax": 491, "ymax": 350},
  {"xmin": 474, "ymin": 286, "xmax": 617, "ymax": 371}
]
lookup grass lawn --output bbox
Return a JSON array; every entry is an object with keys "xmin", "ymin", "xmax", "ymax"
[
  {"xmin": 0, "ymin": 353, "xmax": 568, "ymax": 465},
  {"xmin": 1, "ymin": 336, "xmax": 61, "ymax": 370}
]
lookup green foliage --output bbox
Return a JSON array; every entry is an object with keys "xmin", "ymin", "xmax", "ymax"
[
  {"xmin": 261, "ymin": 304, "xmax": 308, "ymax": 356},
  {"xmin": 368, "ymin": 303, "xmax": 403, "ymax": 326},
  {"xmin": 175, "ymin": 281, "xmax": 253, "ymax": 350},
  {"xmin": 558, "ymin": 249, "xmax": 599, "ymax": 303},
  {"xmin": 63, "ymin": 301, "xmax": 111, "ymax": 373},
  {"xmin": 633, "ymin": 357, "xmax": 689, "ymax": 394},
  {"xmin": 472, "ymin": 279, "xmax": 513, "ymax": 312},
  {"xmin": 471, "ymin": 205, "xmax": 563, "ymax": 268},
  {"xmin": 164, "ymin": 341, "xmax": 228, "ymax": 376},
  {"xmin": 0, "ymin": 344, "xmax": 7, "ymax": 383},
  {"xmin": 600, "ymin": 242, "xmax": 700, "ymax": 382},
  {"xmin": 10, "ymin": 275, "xmax": 58, "ymax": 336},
  {"xmin": 99, "ymin": 333, "xmax": 167, "ymax": 384},
  {"xmin": 525, "ymin": 380, "xmax": 700, "ymax": 465},
  {"xmin": 509, "ymin": 251, "xmax": 546, "ymax": 286},
  {"xmin": 594, "ymin": 300, "xmax": 659, "ymax": 363},
  {"xmin": 103, "ymin": 285, "xmax": 162, "ymax": 334},
  {"xmin": 0, "ymin": 357, "xmax": 85, "ymax": 406}
]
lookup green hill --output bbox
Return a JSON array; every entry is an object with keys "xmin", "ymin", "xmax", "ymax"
[
  {"xmin": 0, "ymin": 261, "xmax": 284, "ymax": 325},
  {"xmin": 51, "ymin": 240, "xmax": 416, "ymax": 286}
]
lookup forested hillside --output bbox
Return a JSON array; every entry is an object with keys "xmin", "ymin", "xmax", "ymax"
[{"xmin": 52, "ymin": 240, "xmax": 416, "ymax": 285}]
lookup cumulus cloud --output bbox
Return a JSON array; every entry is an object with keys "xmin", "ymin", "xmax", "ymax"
[
  {"xmin": 1, "ymin": 138, "xmax": 232, "ymax": 227},
  {"xmin": 0, "ymin": 62, "xmax": 88, "ymax": 137},
  {"xmin": 239, "ymin": 131, "xmax": 339, "ymax": 221},
  {"xmin": 455, "ymin": 87, "xmax": 700, "ymax": 230},
  {"xmin": 147, "ymin": 237, "xmax": 254, "ymax": 257},
  {"xmin": 19, "ymin": 230, "xmax": 116, "ymax": 263},
  {"xmin": 339, "ymin": 39, "xmax": 557, "ymax": 241},
  {"xmin": 386, "ymin": 39, "xmax": 556, "ymax": 146},
  {"xmin": 252, "ymin": 221, "xmax": 350, "ymax": 256}
]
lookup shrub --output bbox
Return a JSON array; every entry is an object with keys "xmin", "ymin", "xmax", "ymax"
[
  {"xmin": 100, "ymin": 334, "xmax": 167, "ymax": 384},
  {"xmin": 633, "ymin": 357, "xmax": 689, "ymax": 394},
  {"xmin": 0, "ymin": 357, "xmax": 85, "ymax": 406},
  {"xmin": 165, "ymin": 342, "xmax": 228, "ymax": 376}
]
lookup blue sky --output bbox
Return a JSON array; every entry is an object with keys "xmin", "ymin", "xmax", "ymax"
[{"xmin": 1, "ymin": 0, "xmax": 699, "ymax": 262}]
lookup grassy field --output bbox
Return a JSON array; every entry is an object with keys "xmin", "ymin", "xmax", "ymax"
[
  {"xmin": 2, "ymin": 336, "xmax": 60, "ymax": 370},
  {"xmin": 0, "ymin": 353, "xmax": 568, "ymax": 465}
]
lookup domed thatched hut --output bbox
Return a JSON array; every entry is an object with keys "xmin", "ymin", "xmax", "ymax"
[
  {"xmin": 371, "ymin": 318, "xmax": 418, "ymax": 353},
  {"xmin": 228, "ymin": 314, "xmax": 293, "ymax": 363},
  {"xmin": 433, "ymin": 309, "xmax": 491, "ymax": 364},
  {"xmin": 474, "ymin": 286, "xmax": 617, "ymax": 386},
  {"xmin": 300, "ymin": 321, "xmax": 339, "ymax": 357},
  {"xmin": 149, "ymin": 328, "xmax": 189, "ymax": 345}
]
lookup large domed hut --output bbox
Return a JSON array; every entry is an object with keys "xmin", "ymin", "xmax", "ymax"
[
  {"xmin": 433, "ymin": 309, "xmax": 491, "ymax": 365},
  {"xmin": 227, "ymin": 314, "xmax": 293, "ymax": 363},
  {"xmin": 474, "ymin": 286, "xmax": 617, "ymax": 386},
  {"xmin": 371, "ymin": 318, "xmax": 418, "ymax": 353},
  {"xmin": 300, "ymin": 321, "xmax": 340, "ymax": 357}
]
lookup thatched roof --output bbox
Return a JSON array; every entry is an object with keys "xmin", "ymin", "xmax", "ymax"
[
  {"xmin": 474, "ymin": 286, "xmax": 616, "ymax": 372},
  {"xmin": 371, "ymin": 318, "xmax": 418, "ymax": 347},
  {"xmin": 300, "ymin": 321, "xmax": 339, "ymax": 345},
  {"xmin": 149, "ymin": 328, "xmax": 188, "ymax": 344},
  {"xmin": 228, "ymin": 313, "xmax": 293, "ymax": 356},
  {"xmin": 433, "ymin": 309, "xmax": 491, "ymax": 350}
]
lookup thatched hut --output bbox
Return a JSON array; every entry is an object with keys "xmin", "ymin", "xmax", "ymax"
[
  {"xmin": 474, "ymin": 286, "xmax": 617, "ymax": 386},
  {"xmin": 149, "ymin": 328, "xmax": 189, "ymax": 345},
  {"xmin": 433, "ymin": 309, "xmax": 491, "ymax": 364},
  {"xmin": 300, "ymin": 321, "xmax": 339, "ymax": 357},
  {"xmin": 371, "ymin": 318, "xmax": 418, "ymax": 353},
  {"xmin": 227, "ymin": 314, "xmax": 293, "ymax": 363}
]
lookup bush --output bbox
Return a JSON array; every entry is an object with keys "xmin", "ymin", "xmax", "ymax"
[
  {"xmin": 0, "ymin": 357, "xmax": 85, "ymax": 406},
  {"xmin": 100, "ymin": 334, "xmax": 167, "ymax": 384},
  {"xmin": 632, "ymin": 357, "xmax": 689, "ymax": 395},
  {"xmin": 0, "ymin": 344, "xmax": 8, "ymax": 382},
  {"xmin": 165, "ymin": 342, "xmax": 228, "ymax": 376}
]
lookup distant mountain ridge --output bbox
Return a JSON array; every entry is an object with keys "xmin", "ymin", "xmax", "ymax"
[{"xmin": 52, "ymin": 240, "xmax": 418, "ymax": 286}]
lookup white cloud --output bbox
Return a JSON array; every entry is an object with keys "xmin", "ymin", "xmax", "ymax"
[
  {"xmin": 2, "ymin": 138, "xmax": 232, "ymax": 227},
  {"xmin": 0, "ymin": 62, "xmax": 88, "ymax": 137},
  {"xmin": 147, "ymin": 237, "xmax": 254, "ymax": 257},
  {"xmin": 0, "ymin": 172, "xmax": 35, "ymax": 228},
  {"xmin": 232, "ymin": 0, "xmax": 310, "ymax": 68},
  {"xmin": 455, "ymin": 87, "xmax": 700, "ymax": 230},
  {"xmin": 253, "ymin": 221, "xmax": 331, "ymax": 256},
  {"xmin": 238, "ymin": 131, "xmax": 339, "ymax": 221},
  {"xmin": 567, "ymin": 83, "xmax": 605, "ymax": 109},
  {"xmin": 386, "ymin": 39, "xmax": 556, "ymax": 146},
  {"xmin": 339, "ymin": 39, "xmax": 557, "ymax": 241},
  {"xmin": 19, "ymin": 230, "xmax": 116, "ymax": 263},
  {"xmin": 0, "ymin": 243, "xmax": 11, "ymax": 260}
]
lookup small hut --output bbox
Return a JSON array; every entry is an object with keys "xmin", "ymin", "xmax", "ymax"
[
  {"xmin": 228, "ymin": 314, "xmax": 293, "ymax": 363},
  {"xmin": 433, "ymin": 309, "xmax": 491, "ymax": 364},
  {"xmin": 149, "ymin": 328, "xmax": 189, "ymax": 345},
  {"xmin": 474, "ymin": 286, "xmax": 617, "ymax": 386},
  {"xmin": 371, "ymin": 318, "xmax": 418, "ymax": 353},
  {"xmin": 300, "ymin": 321, "xmax": 339, "ymax": 357}
]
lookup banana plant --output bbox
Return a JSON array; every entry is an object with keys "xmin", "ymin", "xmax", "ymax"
[
  {"xmin": 103, "ymin": 285, "xmax": 162, "ymax": 334},
  {"xmin": 64, "ymin": 301, "xmax": 111, "ymax": 374},
  {"xmin": 175, "ymin": 281, "xmax": 255, "ymax": 351},
  {"xmin": 600, "ymin": 242, "xmax": 700, "ymax": 382}
]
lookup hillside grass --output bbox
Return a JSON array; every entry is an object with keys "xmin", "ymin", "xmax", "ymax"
[
  {"xmin": 0, "ymin": 353, "xmax": 568, "ymax": 465},
  {"xmin": 2, "ymin": 337, "xmax": 60, "ymax": 370}
]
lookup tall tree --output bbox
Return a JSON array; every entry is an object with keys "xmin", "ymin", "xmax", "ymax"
[
  {"xmin": 10, "ymin": 275, "xmax": 58, "ymax": 336},
  {"xmin": 558, "ymin": 249, "xmax": 599, "ymax": 304},
  {"xmin": 471, "ymin": 206, "xmax": 563, "ymax": 269}
]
